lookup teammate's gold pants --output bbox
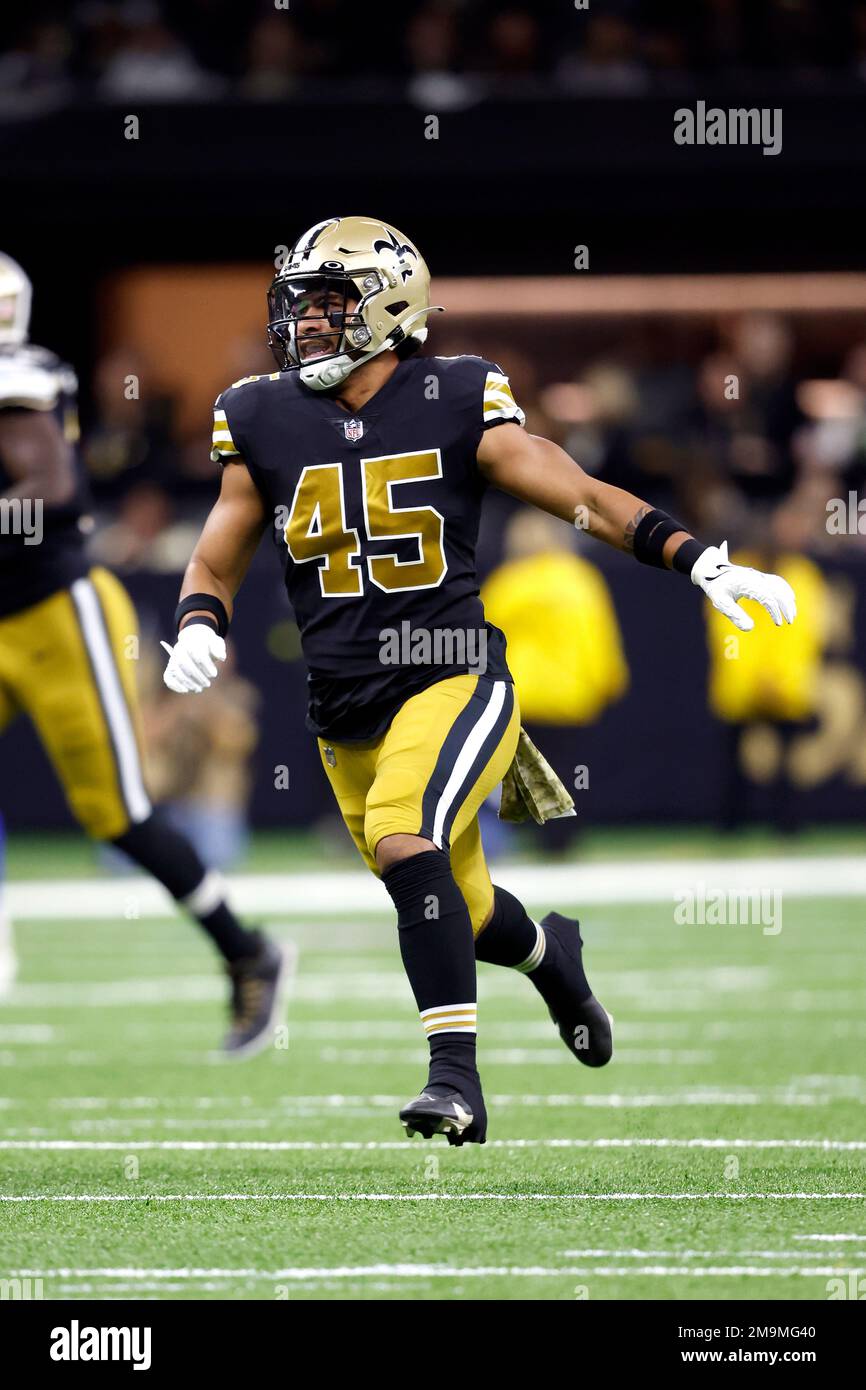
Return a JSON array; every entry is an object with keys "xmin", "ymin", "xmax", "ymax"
[
  {"xmin": 318, "ymin": 673, "xmax": 520, "ymax": 935},
  {"xmin": 0, "ymin": 568, "xmax": 151, "ymax": 840}
]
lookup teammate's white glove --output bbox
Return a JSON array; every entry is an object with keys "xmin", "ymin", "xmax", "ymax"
[
  {"xmin": 691, "ymin": 541, "xmax": 797, "ymax": 633},
  {"xmin": 161, "ymin": 623, "xmax": 226, "ymax": 694}
]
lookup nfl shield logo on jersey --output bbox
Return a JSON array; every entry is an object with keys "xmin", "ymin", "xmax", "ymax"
[{"xmin": 344, "ymin": 418, "xmax": 364, "ymax": 442}]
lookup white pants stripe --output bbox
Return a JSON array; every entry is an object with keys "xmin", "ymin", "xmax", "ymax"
[
  {"xmin": 431, "ymin": 679, "xmax": 507, "ymax": 850},
  {"xmin": 70, "ymin": 578, "xmax": 151, "ymax": 827}
]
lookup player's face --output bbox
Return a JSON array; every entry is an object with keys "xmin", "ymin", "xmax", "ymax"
[
  {"xmin": 266, "ymin": 273, "xmax": 364, "ymax": 373},
  {"xmin": 295, "ymin": 287, "xmax": 360, "ymax": 362}
]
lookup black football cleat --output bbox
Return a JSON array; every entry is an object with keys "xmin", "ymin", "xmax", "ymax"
[
  {"xmin": 222, "ymin": 933, "xmax": 289, "ymax": 1059},
  {"xmin": 399, "ymin": 1083, "xmax": 486, "ymax": 1146},
  {"xmin": 539, "ymin": 911, "xmax": 613, "ymax": 1068}
]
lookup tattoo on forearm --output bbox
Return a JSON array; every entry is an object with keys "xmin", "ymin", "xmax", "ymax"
[{"xmin": 623, "ymin": 504, "xmax": 651, "ymax": 552}]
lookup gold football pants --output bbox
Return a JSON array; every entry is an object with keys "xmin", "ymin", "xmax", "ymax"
[
  {"xmin": 0, "ymin": 567, "xmax": 151, "ymax": 840},
  {"xmin": 318, "ymin": 673, "xmax": 520, "ymax": 935}
]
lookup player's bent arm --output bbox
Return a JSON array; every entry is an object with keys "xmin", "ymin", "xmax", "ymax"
[
  {"xmin": 477, "ymin": 425, "xmax": 688, "ymax": 558},
  {"xmin": 476, "ymin": 423, "xmax": 797, "ymax": 633},
  {"xmin": 0, "ymin": 408, "xmax": 76, "ymax": 506},
  {"xmin": 163, "ymin": 461, "xmax": 268, "ymax": 694}
]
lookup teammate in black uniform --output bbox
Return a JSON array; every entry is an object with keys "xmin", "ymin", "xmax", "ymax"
[
  {"xmin": 0, "ymin": 252, "xmax": 286, "ymax": 1055},
  {"xmin": 163, "ymin": 217, "xmax": 796, "ymax": 1142}
]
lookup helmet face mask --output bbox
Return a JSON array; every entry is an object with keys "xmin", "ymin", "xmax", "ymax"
[
  {"xmin": 267, "ymin": 273, "xmax": 373, "ymax": 374},
  {"xmin": 266, "ymin": 216, "xmax": 442, "ymax": 391}
]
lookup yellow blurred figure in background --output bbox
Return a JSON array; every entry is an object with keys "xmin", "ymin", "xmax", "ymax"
[
  {"xmin": 480, "ymin": 510, "xmax": 628, "ymax": 853},
  {"xmin": 481, "ymin": 510, "xmax": 629, "ymax": 725},
  {"xmin": 705, "ymin": 507, "xmax": 829, "ymax": 832},
  {"xmin": 707, "ymin": 549, "xmax": 827, "ymax": 724}
]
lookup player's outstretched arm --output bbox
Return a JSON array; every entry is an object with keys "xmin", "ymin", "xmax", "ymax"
[
  {"xmin": 476, "ymin": 423, "xmax": 796, "ymax": 632},
  {"xmin": 162, "ymin": 461, "xmax": 268, "ymax": 693}
]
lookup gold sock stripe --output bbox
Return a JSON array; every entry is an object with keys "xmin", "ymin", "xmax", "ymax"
[
  {"xmin": 513, "ymin": 921, "xmax": 546, "ymax": 974},
  {"xmin": 420, "ymin": 1002, "xmax": 477, "ymax": 1036}
]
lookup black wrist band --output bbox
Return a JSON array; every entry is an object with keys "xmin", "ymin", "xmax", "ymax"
[
  {"xmin": 175, "ymin": 592, "xmax": 229, "ymax": 638},
  {"xmin": 671, "ymin": 537, "xmax": 705, "ymax": 576},
  {"xmin": 181, "ymin": 614, "xmax": 220, "ymax": 634},
  {"xmin": 633, "ymin": 508, "xmax": 690, "ymax": 570}
]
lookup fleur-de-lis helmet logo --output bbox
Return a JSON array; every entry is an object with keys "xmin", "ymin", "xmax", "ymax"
[{"xmin": 372, "ymin": 226, "xmax": 418, "ymax": 282}]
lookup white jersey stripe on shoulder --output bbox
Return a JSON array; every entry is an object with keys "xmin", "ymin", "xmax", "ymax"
[
  {"xmin": 211, "ymin": 405, "xmax": 239, "ymax": 462},
  {"xmin": 483, "ymin": 370, "xmax": 525, "ymax": 426},
  {"xmin": 484, "ymin": 403, "xmax": 526, "ymax": 426}
]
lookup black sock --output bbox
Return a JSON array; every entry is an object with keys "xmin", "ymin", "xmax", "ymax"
[
  {"xmin": 381, "ymin": 849, "xmax": 478, "ymax": 1088},
  {"xmin": 476, "ymin": 886, "xmax": 591, "ymax": 1005},
  {"xmin": 110, "ymin": 812, "xmax": 260, "ymax": 963},
  {"xmin": 475, "ymin": 884, "xmax": 545, "ymax": 971}
]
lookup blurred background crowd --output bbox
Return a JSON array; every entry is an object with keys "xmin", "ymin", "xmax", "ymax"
[
  {"xmin": 81, "ymin": 307, "xmax": 866, "ymax": 564},
  {"xmin": 2, "ymin": 0, "xmax": 866, "ymax": 117}
]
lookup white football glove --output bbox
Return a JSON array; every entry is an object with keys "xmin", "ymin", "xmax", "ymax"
[
  {"xmin": 161, "ymin": 623, "xmax": 226, "ymax": 694},
  {"xmin": 691, "ymin": 541, "xmax": 797, "ymax": 632}
]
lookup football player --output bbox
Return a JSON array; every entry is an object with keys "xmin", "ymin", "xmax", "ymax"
[
  {"xmin": 163, "ymin": 217, "xmax": 796, "ymax": 1143},
  {"xmin": 0, "ymin": 252, "xmax": 286, "ymax": 1055}
]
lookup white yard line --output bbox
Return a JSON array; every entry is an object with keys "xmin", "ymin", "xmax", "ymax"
[
  {"xmin": 26, "ymin": 1251, "xmax": 864, "ymax": 1272},
  {"xmin": 7, "ymin": 853, "xmax": 865, "ymax": 920},
  {"xmin": 2, "ymin": 1137, "xmax": 865, "ymax": 1152},
  {"xmin": 5, "ymin": 976, "xmax": 864, "ymax": 1012},
  {"xmin": 193, "ymin": 1019, "xmax": 866, "ymax": 1040},
  {"xmin": 4, "ymin": 965, "xmax": 863, "ymax": 1013},
  {"xmin": 56, "ymin": 1282, "xmax": 211, "ymax": 1294},
  {"xmin": 4, "ymin": 977, "xmax": 226, "ymax": 1007},
  {"xmin": 0, "ymin": 1026, "xmax": 56, "ymax": 1042},
  {"xmin": 793, "ymin": 1233, "xmax": 866, "ymax": 1241},
  {"xmin": 562, "ymin": 1248, "xmax": 866, "ymax": 1258},
  {"xmin": 8, "ymin": 1262, "xmax": 865, "ymax": 1280},
  {"xmin": 317, "ymin": 1047, "xmax": 717, "ymax": 1066},
  {"xmin": 4, "ymin": 1084, "xmax": 864, "ymax": 1111},
  {"xmin": 1, "ymin": 1192, "xmax": 864, "ymax": 1203}
]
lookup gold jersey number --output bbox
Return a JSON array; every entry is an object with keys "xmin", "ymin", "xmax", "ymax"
[{"xmin": 284, "ymin": 449, "xmax": 447, "ymax": 597}]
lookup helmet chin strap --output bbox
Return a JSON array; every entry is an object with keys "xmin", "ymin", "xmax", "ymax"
[
  {"xmin": 299, "ymin": 306, "xmax": 445, "ymax": 392},
  {"xmin": 299, "ymin": 353, "xmax": 356, "ymax": 390}
]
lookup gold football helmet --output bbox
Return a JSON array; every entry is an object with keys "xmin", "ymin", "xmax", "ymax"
[{"xmin": 267, "ymin": 216, "xmax": 443, "ymax": 390}]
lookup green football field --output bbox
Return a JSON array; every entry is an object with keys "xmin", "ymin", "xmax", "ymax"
[{"xmin": 1, "ymin": 830, "xmax": 864, "ymax": 1302}]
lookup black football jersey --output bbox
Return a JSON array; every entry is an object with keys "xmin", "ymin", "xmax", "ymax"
[
  {"xmin": 211, "ymin": 354, "xmax": 525, "ymax": 740},
  {"xmin": 0, "ymin": 345, "xmax": 91, "ymax": 618}
]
